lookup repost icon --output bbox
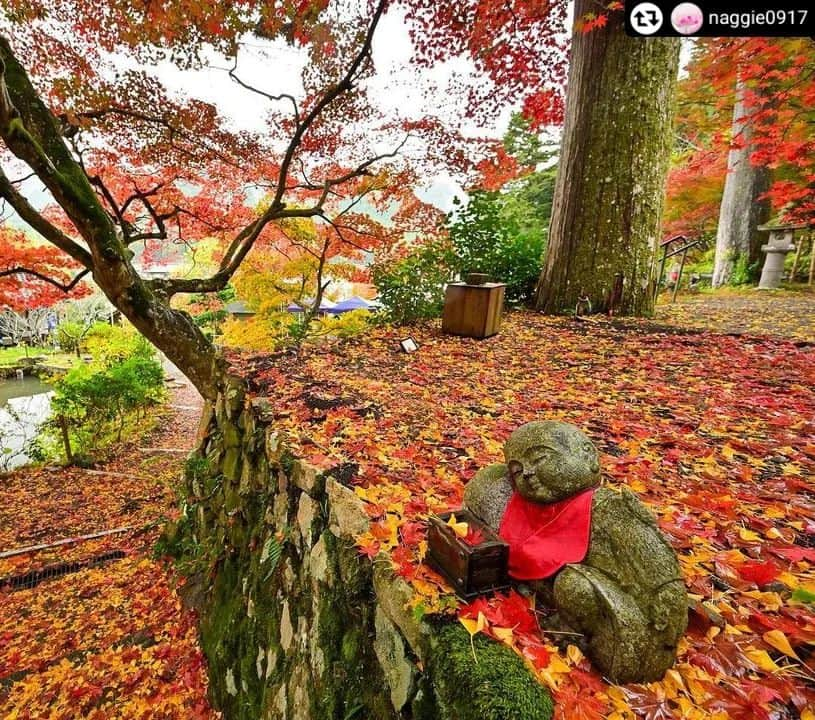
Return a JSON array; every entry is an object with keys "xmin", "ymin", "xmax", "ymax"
[{"xmin": 630, "ymin": 2, "xmax": 664, "ymax": 34}]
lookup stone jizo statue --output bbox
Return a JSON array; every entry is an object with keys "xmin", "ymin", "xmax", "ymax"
[{"xmin": 464, "ymin": 420, "xmax": 687, "ymax": 683}]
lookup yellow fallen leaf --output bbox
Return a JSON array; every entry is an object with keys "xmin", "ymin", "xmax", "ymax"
[
  {"xmin": 746, "ymin": 649, "xmax": 781, "ymax": 672},
  {"xmin": 664, "ymin": 668, "xmax": 686, "ymax": 697},
  {"xmin": 721, "ymin": 445, "xmax": 737, "ymax": 461},
  {"xmin": 763, "ymin": 629, "xmax": 799, "ymax": 660},
  {"xmin": 536, "ymin": 653, "xmax": 572, "ymax": 691},
  {"xmin": 629, "ymin": 478, "xmax": 647, "ymax": 492},
  {"xmin": 739, "ymin": 527, "xmax": 761, "ymax": 542},
  {"xmin": 493, "ymin": 626, "xmax": 514, "ymax": 643},
  {"xmin": 801, "ymin": 708, "xmax": 815, "ymax": 720},
  {"xmin": 460, "ymin": 611, "xmax": 487, "ymax": 636},
  {"xmin": 741, "ymin": 591, "xmax": 783, "ymax": 611},
  {"xmin": 566, "ymin": 644, "xmax": 584, "ymax": 666},
  {"xmin": 460, "ymin": 611, "xmax": 487, "ymax": 663},
  {"xmin": 447, "ymin": 513, "xmax": 469, "ymax": 538},
  {"xmin": 765, "ymin": 527, "xmax": 782, "ymax": 540},
  {"xmin": 606, "ymin": 686, "xmax": 630, "ymax": 711},
  {"xmin": 779, "ymin": 571, "xmax": 800, "ymax": 589}
]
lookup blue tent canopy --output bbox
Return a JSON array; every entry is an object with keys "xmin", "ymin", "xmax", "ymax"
[{"xmin": 328, "ymin": 296, "xmax": 374, "ymax": 314}]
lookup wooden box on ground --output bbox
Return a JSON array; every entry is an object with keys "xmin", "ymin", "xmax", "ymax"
[
  {"xmin": 442, "ymin": 282, "xmax": 506, "ymax": 339},
  {"xmin": 427, "ymin": 509, "xmax": 509, "ymax": 599}
]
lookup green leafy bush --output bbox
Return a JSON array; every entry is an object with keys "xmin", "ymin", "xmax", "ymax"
[
  {"xmin": 56, "ymin": 321, "xmax": 87, "ymax": 356},
  {"xmin": 445, "ymin": 180, "xmax": 552, "ymax": 305},
  {"xmin": 372, "ymin": 242, "xmax": 453, "ymax": 324},
  {"xmin": 83, "ymin": 322, "xmax": 154, "ymax": 363},
  {"xmin": 43, "ymin": 339, "xmax": 165, "ymax": 463},
  {"xmin": 373, "ymin": 116, "xmax": 556, "ymax": 321},
  {"xmin": 730, "ymin": 254, "xmax": 761, "ymax": 286}
]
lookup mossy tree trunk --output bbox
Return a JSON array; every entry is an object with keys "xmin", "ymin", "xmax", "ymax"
[
  {"xmin": 711, "ymin": 78, "xmax": 771, "ymax": 287},
  {"xmin": 535, "ymin": 4, "xmax": 680, "ymax": 315}
]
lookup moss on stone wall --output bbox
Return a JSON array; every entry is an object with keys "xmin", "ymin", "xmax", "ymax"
[{"xmin": 423, "ymin": 623, "xmax": 553, "ymax": 720}]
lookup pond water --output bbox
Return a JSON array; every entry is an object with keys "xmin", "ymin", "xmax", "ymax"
[{"xmin": 0, "ymin": 375, "xmax": 53, "ymax": 470}]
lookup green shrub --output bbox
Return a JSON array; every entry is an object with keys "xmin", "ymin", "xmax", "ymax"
[
  {"xmin": 373, "ymin": 117, "xmax": 555, "ymax": 321},
  {"xmin": 315, "ymin": 309, "xmax": 373, "ymax": 339},
  {"xmin": 372, "ymin": 242, "xmax": 453, "ymax": 324},
  {"xmin": 730, "ymin": 254, "xmax": 761, "ymax": 286},
  {"xmin": 56, "ymin": 321, "xmax": 86, "ymax": 356},
  {"xmin": 83, "ymin": 322, "xmax": 153, "ymax": 363},
  {"xmin": 446, "ymin": 187, "xmax": 549, "ymax": 305},
  {"xmin": 44, "ymin": 341, "xmax": 165, "ymax": 463}
]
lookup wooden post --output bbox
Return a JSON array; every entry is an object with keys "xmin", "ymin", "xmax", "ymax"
[
  {"xmin": 790, "ymin": 236, "xmax": 803, "ymax": 283},
  {"xmin": 655, "ymin": 247, "xmax": 668, "ymax": 303},
  {"xmin": 809, "ymin": 233, "xmax": 815, "ymax": 286},
  {"xmin": 608, "ymin": 273, "xmax": 624, "ymax": 316},
  {"xmin": 672, "ymin": 247, "xmax": 688, "ymax": 303},
  {"xmin": 58, "ymin": 414, "xmax": 73, "ymax": 464}
]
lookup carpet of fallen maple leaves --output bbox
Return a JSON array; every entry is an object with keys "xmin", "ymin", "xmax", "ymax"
[
  {"xmin": 3, "ymin": 293, "xmax": 814, "ymax": 720},
  {"xmin": 0, "ymin": 374, "xmax": 217, "ymax": 720},
  {"xmin": 655, "ymin": 290, "xmax": 815, "ymax": 344},
  {"xmin": 234, "ymin": 294, "xmax": 815, "ymax": 720}
]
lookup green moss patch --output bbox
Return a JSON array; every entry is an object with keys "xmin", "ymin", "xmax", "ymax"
[{"xmin": 428, "ymin": 623, "xmax": 553, "ymax": 720}]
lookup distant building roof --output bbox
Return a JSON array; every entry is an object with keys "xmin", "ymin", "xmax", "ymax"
[
  {"xmin": 286, "ymin": 298, "xmax": 336, "ymax": 313},
  {"xmin": 225, "ymin": 300, "xmax": 256, "ymax": 316}
]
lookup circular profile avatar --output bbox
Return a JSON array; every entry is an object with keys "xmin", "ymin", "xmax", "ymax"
[{"xmin": 671, "ymin": 3, "xmax": 704, "ymax": 35}]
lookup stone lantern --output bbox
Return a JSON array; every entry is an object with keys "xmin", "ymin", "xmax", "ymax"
[{"xmin": 757, "ymin": 223, "xmax": 804, "ymax": 289}]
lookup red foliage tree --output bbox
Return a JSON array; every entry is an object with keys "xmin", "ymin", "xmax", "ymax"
[
  {"xmin": 667, "ymin": 38, "xmax": 815, "ymax": 233},
  {"xmin": 0, "ymin": 227, "xmax": 89, "ymax": 309},
  {"xmin": 0, "ymin": 0, "xmax": 531, "ymax": 397}
]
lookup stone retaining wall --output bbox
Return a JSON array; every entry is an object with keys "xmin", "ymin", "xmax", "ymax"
[
  {"xmin": 168, "ymin": 378, "xmax": 552, "ymax": 720},
  {"xmin": 0, "ymin": 363, "xmax": 34, "ymax": 379}
]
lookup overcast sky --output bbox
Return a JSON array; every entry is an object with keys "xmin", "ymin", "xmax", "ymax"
[{"xmin": 147, "ymin": 5, "xmax": 518, "ymax": 212}]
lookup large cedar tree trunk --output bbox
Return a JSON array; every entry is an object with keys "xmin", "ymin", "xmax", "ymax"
[
  {"xmin": 712, "ymin": 79, "xmax": 771, "ymax": 287},
  {"xmin": 535, "ymin": 3, "xmax": 680, "ymax": 315}
]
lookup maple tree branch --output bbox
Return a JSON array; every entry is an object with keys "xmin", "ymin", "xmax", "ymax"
[
  {"xmin": 289, "ymin": 135, "xmax": 410, "ymax": 200},
  {"xmin": 89, "ymin": 173, "xmax": 129, "ymax": 230},
  {"xmin": 271, "ymin": 0, "xmax": 387, "ymax": 212},
  {"xmin": 228, "ymin": 59, "xmax": 300, "ymax": 124},
  {"xmin": 120, "ymin": 182, "xmax": 166, "ymax": 216},
  {"xmin": 318, "ymin": 214, "xmax": 371, "ymax": 253},
  {"xmin": 73, "ymin": 106, "xmax": 245, "ymax": 172},
  {"xmin": 0, "ymin": 35, "xmax": 226, "ymax": 401},
  {"xmin": 160, "ymin": 1, "xmax": 389, "ymax": 298},
  {"xmin": 0, "ymin": 37, "xmax": 122, "ymax": 254},
  {"xmin": 0, "ymin": 266, "xmax": 89, "ymax": 292},
  {"xmin": 10, "ymin": 170, "xmax": 36, "ymax": 184},
  {"xmin": 0, "ymin": 165, "xmax": 93, "ymax": 269}
]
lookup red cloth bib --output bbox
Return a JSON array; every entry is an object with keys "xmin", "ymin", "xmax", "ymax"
[{"xmin": 498, "ymin": 489, "xmax": 594, "ymax": 580}]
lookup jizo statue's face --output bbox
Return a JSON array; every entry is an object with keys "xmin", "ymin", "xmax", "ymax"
[{"xmin": 505, "ymin": 422, "xmax": 601, "ymax": 503}]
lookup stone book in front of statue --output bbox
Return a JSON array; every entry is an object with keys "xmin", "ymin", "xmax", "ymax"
[{"xmin": 464, "ymin": 420, "xmax": 688, "ymax": 684}]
